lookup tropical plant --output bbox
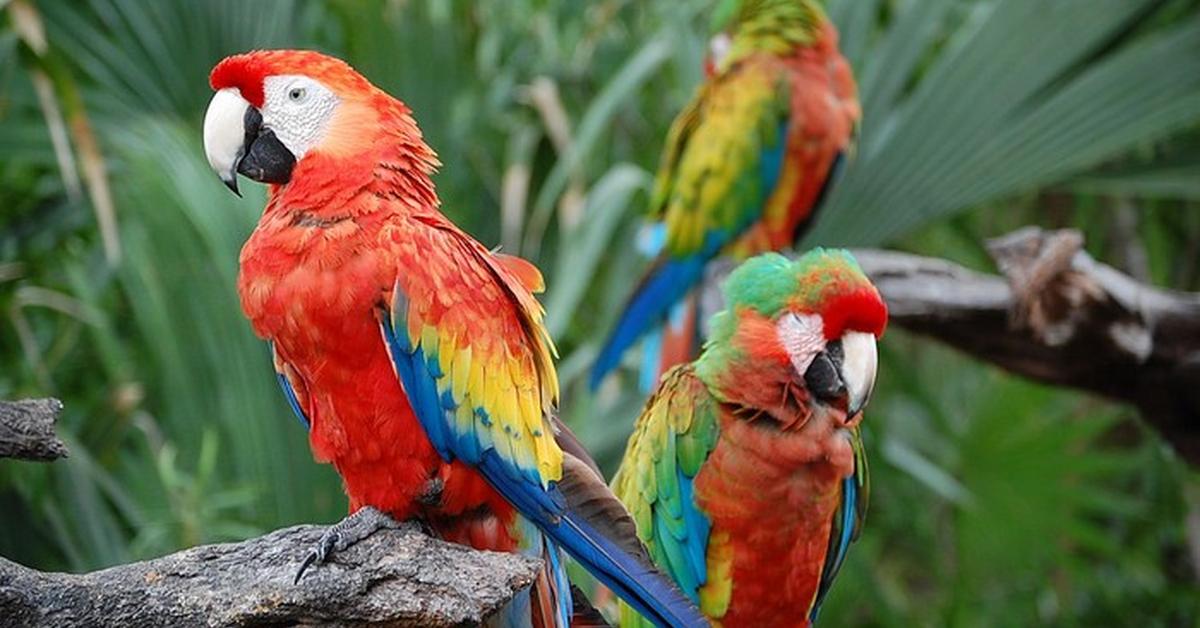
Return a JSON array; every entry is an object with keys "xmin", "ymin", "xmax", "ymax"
[{"xmin": 0, "ymin": 0, "xmax": 1197, "ymax": 623}]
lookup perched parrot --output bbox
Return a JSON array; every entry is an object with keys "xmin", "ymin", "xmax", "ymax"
[
  {"xmin": 591, "ymin": 0, "xmax": 860, "ymax": 391},
  {"xmin": 612, "ymin": 250, "xmax": 887, "ymax": 627},
  {"xmin": 202, "ymin": 50, "xmax": 704, "ymax": 628}
]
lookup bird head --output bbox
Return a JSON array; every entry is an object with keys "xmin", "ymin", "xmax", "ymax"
[
  {"xmin": 705, "ymin": 0, "xmax": 829, "ymax": 75},
  {"xmin": 203, "ymin": 49, "xmax": 427, "ymax": 196},
  {"xmin": 696, "ymin": 250, "xmax": 886, "ymax": 422}
]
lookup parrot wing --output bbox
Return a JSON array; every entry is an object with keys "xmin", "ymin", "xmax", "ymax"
[
  {"xmin": 809, "ymin": 425, "xmax": 869, "ymax": 621},
  {"xmin": 378, "ymin": 216, "xmax": 705, "ymax": 628},
  {"xmin": 591, "ymin": 63, "xmax": 792, "ymax": 387},
  {"xmin": 271, "ymin": 342, "xmax": 311, "ymax": 431},
  {"xmin": 612, "ymin": 365, "xmax": 721, "ymax": 626}
]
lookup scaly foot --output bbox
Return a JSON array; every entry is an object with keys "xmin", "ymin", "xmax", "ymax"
[{"xmin": 294, "ymin": 505, "xmax": 401, "ymax": 583}]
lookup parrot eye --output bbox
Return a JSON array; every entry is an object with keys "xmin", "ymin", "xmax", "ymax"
[{"xmin": 288, "ymin": 86, "xmax": 308, "ymax": 103}]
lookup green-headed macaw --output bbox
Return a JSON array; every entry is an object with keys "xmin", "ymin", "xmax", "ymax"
[{"xmin": 613, "ymin": 250, "xmax": 886, "ymax": 627}]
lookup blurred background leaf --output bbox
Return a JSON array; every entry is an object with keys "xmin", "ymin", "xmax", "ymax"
[{"xmin": 1, "ymin": 0, "xmax": 1197, "ymax": 624}]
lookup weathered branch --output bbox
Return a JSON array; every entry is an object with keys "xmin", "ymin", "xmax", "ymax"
[
  {"xmin": 0, "ymin": 398, "xmax": 68, "ymax": 461},
  {"xmin": 0, "ymin": 523, "xmax": 540, "ymax": 627},
  {"xmin": 703, "ymin": 227, "xmax": 1200, "ymax": 464}
]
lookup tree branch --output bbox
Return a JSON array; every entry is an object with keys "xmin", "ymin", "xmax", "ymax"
[
  {"xmin": 0, "ymin": 398, "xmax": 68, "ymax": 461},
  {"xmin": 0, "ymin": 522, "xmax": 541, "ymax": 628},
  {"xmin": 703, "ymin": 227, "xmax": 1200, "ymax": 464}
]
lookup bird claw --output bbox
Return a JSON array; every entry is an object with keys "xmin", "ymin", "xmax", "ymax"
[
  {"xmin": 294, "ymin": 506, "xmax": 401, "ymax": 584},
  {"xmin": 417, "ymin": 477, "xmax": 445, "ymax": 507}
]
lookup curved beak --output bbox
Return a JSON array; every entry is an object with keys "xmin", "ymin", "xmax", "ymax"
[
  {"xmin": 803, "ymin": 331, "xmax": 878, "ymax": 418},
  {"xmin": 203, "ymin": 88, "xmax": 296, "ymax": 196},
  {"xmin": 839, "ymin": 331, "xmax": 878, "ymax": 417}
]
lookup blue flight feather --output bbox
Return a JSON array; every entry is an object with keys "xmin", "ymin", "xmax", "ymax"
[
  {"xmin": 379, "ymin": 313, "xmax": 452, "ymax": 461},
  {"xmin": 654, "ymin": 509, "xmax": 700, "ymax": 599},
  {"xmin": 274, "ymin": 371, "xmax": 310, "ymax": 431},
  {"xmin": 555, "ymin": 513, "xmax": 706, "ymax": 628},
  {"xmin": 810, "ymin": 474, "xmax": 858, "ymax": 622},
  {"xmin": 269, "ymin": 342, "xmax": 310, "ymax": 431},
  {"xmin": 544, "ymin": 534, "xmax": 573, "ymax": 627},
  {"xmin": 590, "ymin": 254, "xmax": 707, "ymax": 389},
  {"xmin": 677, "ymin": 467, "xmax": 710, "ymax": 590}
]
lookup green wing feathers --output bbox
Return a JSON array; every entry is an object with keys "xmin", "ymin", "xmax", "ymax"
[
  {"xmin": 613, "ymin": 366, "xmax": 721, "ymax": 627},
  {"xmin": 651, "ymin": 65, "xmax": 792, "ymax": 257}
]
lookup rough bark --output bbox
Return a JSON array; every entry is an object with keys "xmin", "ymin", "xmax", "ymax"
[
  {"xmin": 0, "ymin": 398, "xmax": 68, "ymax": 461},
  {"xmin": 0, "ymin": 523, "xmax": 540, "ymax": 628},
  {"xmin": 702, "ymin": 227, "xmax": 1200, "ymax": 464}
]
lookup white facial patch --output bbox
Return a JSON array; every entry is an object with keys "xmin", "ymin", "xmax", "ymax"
[
  {"xmin": 776, "ymin": 312, "xmax": 826, "ymax": 376},
  {"xmin": 260, "ymin": 75, "xmax": 341, "ymax": 161},
  {"xmin": 709, "ymin": 33, "xmax": 732, "ymax": 68}
]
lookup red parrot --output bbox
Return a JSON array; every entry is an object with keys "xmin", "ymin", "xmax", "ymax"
[
  {"xmin": 202, "ymin": 50, "xmax": 703, "ymax": 628},
  {"xmin": 591, "ymin": 0, "xmax": 860, "ymax": 392}
]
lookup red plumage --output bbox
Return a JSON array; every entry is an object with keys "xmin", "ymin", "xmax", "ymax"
[
  {"xmin": 230, "ymin": 50, "xmax": 522, "ymax": 551},
  {"xmin": 217, "ymin": 49, "xmax": 710, "ymax": 628}
]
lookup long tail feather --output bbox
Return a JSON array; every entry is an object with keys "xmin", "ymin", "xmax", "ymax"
[
  {"xmin": 547, "ymin": 456, "xmax": 707, "ymax": 628},
  {"xmin": 591, "ymin": 255, "xmax": 706, "ymax": 389}
]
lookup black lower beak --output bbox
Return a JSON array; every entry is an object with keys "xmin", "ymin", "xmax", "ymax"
[
  {"xmin": 804, "ymin": 350, "xmax": 847, "ymax": 406},
  {"xmin": 233, "ymin": 107, "xmax": 296, "ymax": 190}
]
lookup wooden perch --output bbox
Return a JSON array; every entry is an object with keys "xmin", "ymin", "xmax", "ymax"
[
  {"xmin": 703, "ymin": 227, "xmax": 1200, "ymax": 464},
  {"xmin": 0, "ymin": 523, "xmax": 541, "ymax": 627},
  {"xmin": 0, "ymin": 398, "xmax": 68, "ymax": 461}
]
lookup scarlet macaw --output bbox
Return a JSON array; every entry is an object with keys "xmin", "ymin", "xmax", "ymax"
[{"xmin": 202, "ymin": 49, "xmax": 703, "ymax": 628}]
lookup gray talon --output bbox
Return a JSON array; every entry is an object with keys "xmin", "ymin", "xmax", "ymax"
[
  {"xmin": 418, "ymin": 477, "xmax": 445, "ymax": 506},
  {"xmin": 294, "ymin": 506, "xmax": 400, "ymax": 583}
]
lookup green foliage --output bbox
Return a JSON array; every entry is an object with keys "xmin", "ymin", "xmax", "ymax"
[{"xmin": 1, "ymin": 0, "xmax": 1198, "ymax": 624}]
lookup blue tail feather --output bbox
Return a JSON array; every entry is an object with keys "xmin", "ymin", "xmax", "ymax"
[
  {"xmin": 590, "ymin": 255, "xmax": 707, "ymax": 390},
  {"xmin": 553, "ymin": 512, "xmax": 707, "ymax": 628}
]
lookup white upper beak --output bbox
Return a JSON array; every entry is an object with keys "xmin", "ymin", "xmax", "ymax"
[
  {"xmin": 840, "ymin": 331, "xmax": 878, "ymax": 417},
  {"xmin": 203, "ymin": 88, "xmax": 251, "ymax": 194}
]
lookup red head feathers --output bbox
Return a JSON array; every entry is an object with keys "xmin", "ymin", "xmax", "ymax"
[{"xmin": 209, "ymin": 49, "xmax": 372, "ymax": 107}]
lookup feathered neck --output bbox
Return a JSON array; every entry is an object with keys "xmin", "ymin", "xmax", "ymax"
[
  {"xmin": 695, "ymin": 307, "xmax": 809, "ymax": 426},
  {"xmin": 267, "ymin": 94, "xmax": 441, "ymax": 219},
  {"xmin": 720, "ymin": 0, "xmax": 829, "ymax": 71}
]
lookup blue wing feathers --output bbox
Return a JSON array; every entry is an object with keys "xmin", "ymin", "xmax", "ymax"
[
  {"xmin": 274, "ymin": 370, "xmax": 310, "ymax": 431},
  {"xmin": 545, "ymin": 536, "xmax": 573, "ymax": 627},
  {"xmin": 810, "ymin": 474, "xmax": 858, "ymax": 622},
  {"xmin": 654, "ymin": 509, "xmax": 700, "ymax": 599},
  {"xmin": 381, "ymin": 290, "xmax": 704, "ymax": 627},
  {"xmin": 380, "ymin": 313, "xmax": 453, "ymax": 461},
  {"xmin": 837, "ymin": 476, "xmax": 857, "ymax": 566},
  {"xmin": 558, "ymin": 513, "xmax": 705, "ymax": 628},
  {"xmin": 677, "ymin": 468, "xmax": 710, "ymax": 589},
  {"xmin": 759, "ymin": 121, "xmax": 788, "ymax": 195}
]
